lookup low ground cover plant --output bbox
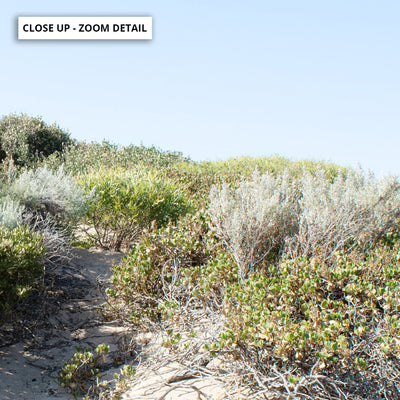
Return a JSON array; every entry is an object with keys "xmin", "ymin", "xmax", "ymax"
[
  {"xmin": 216, "ymin": 239, "xmax": 400, "ymax": 398},
  {"xmin": 59, "ymin": 344, "xmax": 110, "ymax": 398},
  {"xmin": 104, "ymin": 211, "xmax": 218, "ymax": 324}
]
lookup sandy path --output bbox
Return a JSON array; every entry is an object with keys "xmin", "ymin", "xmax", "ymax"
[
  {"xmin": 0, "ymin": 248, "xmax": 233, "ymax": 400},
  {"xmin": 0, "ymin": 248, "xmax": 123, "ymax": 400}
]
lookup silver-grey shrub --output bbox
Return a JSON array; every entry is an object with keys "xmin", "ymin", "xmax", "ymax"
[
  {"xmin": 209, "ymin": 168, "xmax": 400, "ymax": 277},
  {"xmin": 0, "ymin": 196, "xmax": 23, "ymax": 230},
  {"xmin": 208, "ymin": 169, "xmax": 298, "ymax": 279},
  {"xmin": 288, "ymin": 169, "xmax": 400, "ymax": 259},
  {"xmin": 7, "ymin": 165, "xmax": 88, "ymax": 265},
  {"xmin": 9, "ymin": 165, "xmax": 87, "ymax": 222}
]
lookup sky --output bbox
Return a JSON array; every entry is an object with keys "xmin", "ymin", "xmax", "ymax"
[{"xmin": 1, "ymin": 1, "xmax": 400, "ymax": 176}]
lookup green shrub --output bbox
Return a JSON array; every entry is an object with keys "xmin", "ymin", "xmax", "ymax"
[
  {"xmin": 0, "ymin": 225, "xmax": 45, "ymax": 314},
  {"xmin": 80, "ymin": 168, "xmax": 190, "ymax": 251},
  {"xmin": 105, "ymin": 212, "xmax": 218, "ymax": 323},
  {"xmin": 0, "ymin": 113, "xmax": 72, "ymax": 166}
]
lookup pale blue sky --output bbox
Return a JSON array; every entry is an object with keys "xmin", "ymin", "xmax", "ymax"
[{"xmin": 1, "ymin": 1, "xmax": 400, "ymax": 175}]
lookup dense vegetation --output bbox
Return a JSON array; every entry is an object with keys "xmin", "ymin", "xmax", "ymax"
[
  {"xmin": 2, "ymin": 113, "xmax": 400, "ymax": 399},
  {"xmin": 0, "ymin": 113, "xmax": 73, "ymax": 166}
]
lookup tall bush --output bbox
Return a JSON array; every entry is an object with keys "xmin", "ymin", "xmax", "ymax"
[{"xmin": 0, "ymin": 113, "xmax": 72, "ymax": 166}]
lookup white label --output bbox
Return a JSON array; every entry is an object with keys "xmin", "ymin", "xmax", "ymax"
[{"xmin": 18, "ymin": 17, "xmax": 152, "ymax": 40}]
